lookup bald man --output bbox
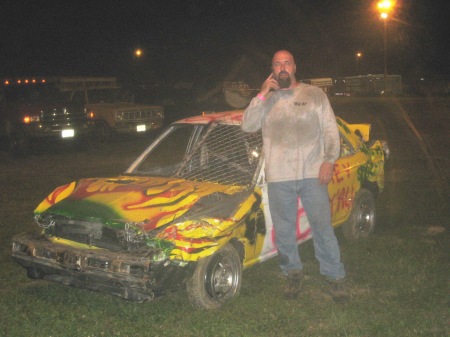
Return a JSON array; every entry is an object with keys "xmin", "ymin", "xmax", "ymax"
[{"xmin": 242, "ymin": 50, "xmax": 348, "ymax": 302}]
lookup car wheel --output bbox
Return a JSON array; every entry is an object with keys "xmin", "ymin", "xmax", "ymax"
[
  {"xmin": 26, "ymin": 267, "xmax": 44, "ymax": 279},
  {"xmin": 342, "ymin": 188, "xmax": 376, "ymax": 240},
  {"xmin": 186, "ymin": 243, "xmax": 242, "ymax": 309}
]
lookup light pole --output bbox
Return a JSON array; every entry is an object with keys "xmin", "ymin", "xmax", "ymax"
[
  {"xmin": 377, "ymin": 1, "xmax": 393, "ymax": 93},
  {"xmin": 356, "ymin": 52, "xmax": 363, "ymax": 75},
  {"xmin": 132, "ymin": 48, "xmax": 143, "ymax": 86}
]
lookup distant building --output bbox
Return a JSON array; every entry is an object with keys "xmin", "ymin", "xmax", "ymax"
[
  {"xmin": 301, "ymin": 74, "xmax": 403, "ymax": 96},
  {"xmin": 333, "ymin": 74, "xmax": 402, "ymax": 96}
]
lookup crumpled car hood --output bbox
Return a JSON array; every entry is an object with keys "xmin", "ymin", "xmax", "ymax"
[{"xmin": 35, "ymin": 176, "xmax": 246, "ymax": 232}]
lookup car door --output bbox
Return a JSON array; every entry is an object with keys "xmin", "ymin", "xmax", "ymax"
[{"xmin": 328, "ymin": 130, "xmax": 367, "ymax": 226}]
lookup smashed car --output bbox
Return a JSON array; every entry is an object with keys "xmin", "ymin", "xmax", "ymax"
[{"xmin": 11, "ymin": 110, "xmax": 389, "ymax": 309}]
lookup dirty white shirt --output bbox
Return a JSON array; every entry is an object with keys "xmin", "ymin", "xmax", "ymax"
[{"xmin": 241, "ymin": 83, "xmax": 340, "ymax": 183}]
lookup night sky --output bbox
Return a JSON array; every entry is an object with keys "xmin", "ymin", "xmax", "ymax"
[{"xmin": 1, "ymin": 0, "xmax": 448, "ymax": 87}]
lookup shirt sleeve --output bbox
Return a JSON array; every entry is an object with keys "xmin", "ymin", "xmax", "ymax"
[
  {"xmin": 241, "ymin": 97, "xmax": 267, "ymax": 132},
  {"xmin": 321, "ymin": 94, "xmax": 340, "ymax": 163}
]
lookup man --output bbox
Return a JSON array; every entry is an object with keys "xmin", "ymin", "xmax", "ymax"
[{"xmin": 241, "ymin": 50, "xmax": 347, "ymax": 301}]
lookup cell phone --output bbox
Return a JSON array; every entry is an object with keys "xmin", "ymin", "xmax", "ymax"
[{"xmin": 270, "ymin": 73, "xmax": 278, "ymax": 91}]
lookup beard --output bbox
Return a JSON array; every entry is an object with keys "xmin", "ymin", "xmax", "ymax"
[{"xmin": 277, "ymin": 70, "xmax": 291, "ymax": 88}]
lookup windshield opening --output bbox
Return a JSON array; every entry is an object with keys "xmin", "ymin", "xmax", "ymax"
[{"xmin": 129, "ymin": 123, "xmax": 263, "ymax": 188}]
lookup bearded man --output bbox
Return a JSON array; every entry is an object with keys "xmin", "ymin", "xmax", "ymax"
[{"xmin": 241, "ymin": 50, "xmax": 348, "ymax": 302}]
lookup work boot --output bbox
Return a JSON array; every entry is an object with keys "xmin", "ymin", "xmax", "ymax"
[
  {"xmin": 283, "ymin": 269, "xmax": 303, "ymax": 300},
  {"xmin": 327, "ymin": 278, "xmax": 349, "ymax": 303}
]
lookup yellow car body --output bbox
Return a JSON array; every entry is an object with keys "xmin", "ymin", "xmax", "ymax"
[{"xmin": 12, "ymin": 110, "xmax": 388, "ymax": 308}]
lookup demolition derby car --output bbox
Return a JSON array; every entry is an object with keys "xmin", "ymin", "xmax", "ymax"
[{"xmin": 12, "ymin": 110, "xmax": 389, "ymax": 309}]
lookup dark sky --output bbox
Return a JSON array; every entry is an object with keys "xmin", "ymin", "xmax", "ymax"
[{"xmin": 1, "ymin": 0, "xmax": 448, "ymax": 86}]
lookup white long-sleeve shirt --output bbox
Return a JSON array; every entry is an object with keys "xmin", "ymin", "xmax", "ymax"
[{"xmin": 242, "ymin": 83, "xmax": 340, "ymax": 183}]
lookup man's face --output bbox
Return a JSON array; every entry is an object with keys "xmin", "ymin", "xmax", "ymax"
[{"xmin": 272, "ymin": 51, "xmax": 296, "ymax": 89}]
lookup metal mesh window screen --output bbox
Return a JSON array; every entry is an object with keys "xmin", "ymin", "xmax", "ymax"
[{"xmin": 176, "ymin": 124, "xmax": 262, "ymax": 188}]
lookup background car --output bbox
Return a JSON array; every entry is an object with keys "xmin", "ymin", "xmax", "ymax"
[
  {"xmin": 0, "ymin": 77, "xmax": 92, "ymax": 156},
  {"xmin": 11, "ymin": 110, "xmax": 388, "ymax": 309}
]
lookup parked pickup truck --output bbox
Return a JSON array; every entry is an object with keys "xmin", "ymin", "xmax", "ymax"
[
  {"xmin": 58, "ymin": 77, "xmax": 164, "ymax": 141},
  {"xmin": 0, "ymin": 77, "xmax": 93, "ymax": 155}
]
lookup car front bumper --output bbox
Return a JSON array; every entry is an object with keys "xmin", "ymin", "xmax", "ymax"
[
  {"xmin": 23, "ymin": 122, "xmax": 94, "ymax": 139},
  {"xmin": 113, "ymin": 120, "xmax": 163, "ymax": 133},
  {"xmin": 11, "ymin": 232, "xmax": 195, "ymax": 301}
]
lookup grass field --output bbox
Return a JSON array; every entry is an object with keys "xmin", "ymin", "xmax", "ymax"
[{"xmin": 0, "ymin": 97, "xmax": 449, "ymax": 337}]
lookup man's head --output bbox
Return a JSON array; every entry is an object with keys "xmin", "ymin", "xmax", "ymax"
[{"xmin": 271, "ymin": 50, "xmax": 297, "ymax": 89}]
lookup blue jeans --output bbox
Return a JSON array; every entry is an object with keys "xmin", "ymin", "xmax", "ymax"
[{"xmin": 268, "ymin": 179, "xmax": 345, "ymax": 280}]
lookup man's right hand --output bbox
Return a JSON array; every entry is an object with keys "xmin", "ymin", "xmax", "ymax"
[{"xmin": 259, "ymin": 73, "xmax": 280, "ymax": 97}]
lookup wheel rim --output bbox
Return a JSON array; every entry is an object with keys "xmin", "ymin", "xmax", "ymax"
[
  {"xmin": 355, "ymin": 195, "xmax": 375, "ymax": 236},
  {"xmin": 204, "ymin": 253, "xmax": 240, "ymax": 302}
]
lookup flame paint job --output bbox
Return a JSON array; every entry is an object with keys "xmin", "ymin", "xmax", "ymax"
[
  {"xmin": 36, "ymin": 176, "xmax": 246, "ymax": 231},
  {"xmin": 26, "ymin": 110, "xmax": 387, "ymax": 268}
]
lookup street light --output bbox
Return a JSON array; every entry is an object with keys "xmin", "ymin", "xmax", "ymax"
[
  {"xmin": 377, "ymin": 0, "xmax": 393, "ymax": 92},
  {"xmin": 134, "ymin": 48, "xmax": 143, "ymax": 58}
]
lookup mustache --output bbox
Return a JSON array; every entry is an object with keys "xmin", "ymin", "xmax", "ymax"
[{"xmin": 278, "ymin": 70, "xmax": 289, "ymax": 78}]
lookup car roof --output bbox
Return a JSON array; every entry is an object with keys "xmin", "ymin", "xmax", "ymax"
[
  {"xmin": 175, "ymin": 110, "xmax": 245, "ymax": 125},
  {"xmin": 174, "ymin": 110, "xmax": 353, "ymax": 138}
]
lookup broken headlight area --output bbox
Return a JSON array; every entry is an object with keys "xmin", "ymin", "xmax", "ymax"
[
  {"xmin": 34, "ymin": 213, "xmax": 173, "ymax": 259},
  {"xmin": 12, "ymin": 232, "xmax": 161, "ymax": 277}
]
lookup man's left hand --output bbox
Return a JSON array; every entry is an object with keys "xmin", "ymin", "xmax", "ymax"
[{"xmin": 319, "ymin": 162, "xmax": 334, "ymax": 184}]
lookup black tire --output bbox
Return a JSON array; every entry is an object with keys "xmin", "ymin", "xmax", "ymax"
[
  {"xmin": 342, "ymin": 188, "xmax": 376, "ymax": 241},
  {"xmin": 26, "ymin": 267, "xmax": 44, "ymax": 279},
  {"xmin": 186, "ymin": 243, "xmax": 242, "ymax": 309}
]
